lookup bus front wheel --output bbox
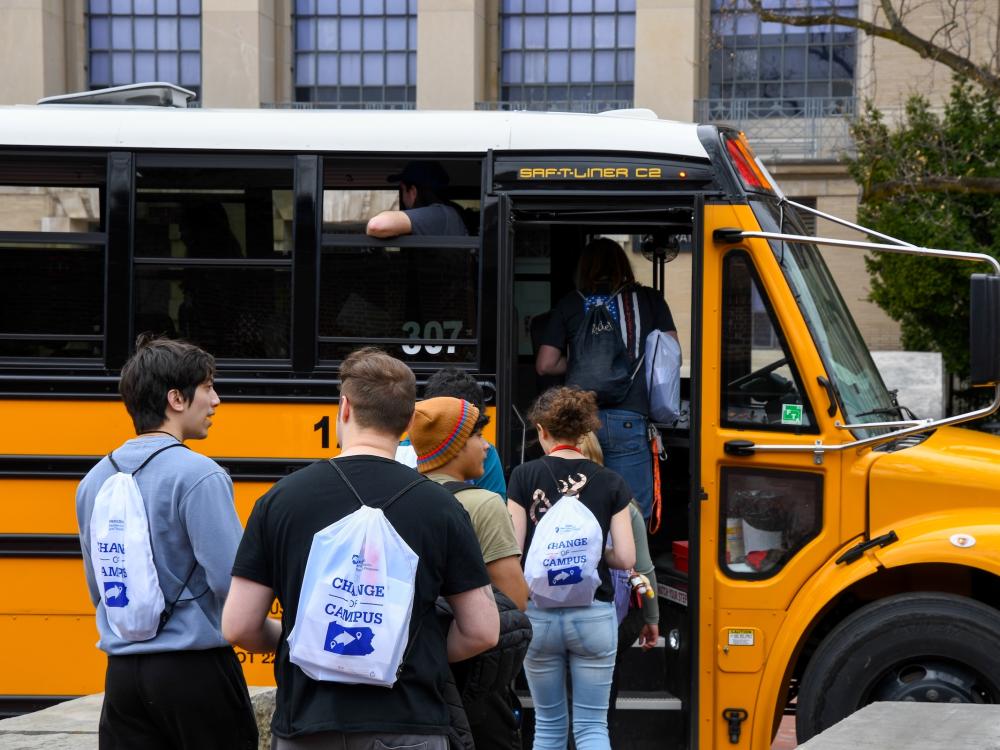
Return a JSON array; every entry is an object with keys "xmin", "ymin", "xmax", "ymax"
[{"xmin": 795, "ymin": 592, "xmax": 1000, "ymax": 743}]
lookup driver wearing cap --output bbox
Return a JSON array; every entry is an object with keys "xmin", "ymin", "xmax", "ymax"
[{"xmin": 366, "ymin": 160, "xmax": 469, "ymax": 238}]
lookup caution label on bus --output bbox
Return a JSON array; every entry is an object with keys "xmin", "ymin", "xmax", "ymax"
[{"xmin": 727, "ymin": 629, "xmax": 755, "ymax": 647}]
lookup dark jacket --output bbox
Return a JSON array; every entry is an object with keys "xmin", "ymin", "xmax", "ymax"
[{"xmin": 437, "ymin": 588, "xmax": 533, "ymax": 750}]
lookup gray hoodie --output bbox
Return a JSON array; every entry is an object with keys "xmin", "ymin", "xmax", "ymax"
[{"xmin": 76, "ymin": 435, "xmax": 243, "ymax": 655}]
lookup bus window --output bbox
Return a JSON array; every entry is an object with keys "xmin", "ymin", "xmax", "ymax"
[
  {"xmin": 318, "ymin": 242, "xmax": 479, "ymax": 364},
  {"xmin": 322, "ymin": 189, "xmax": 399, "ymax": 233},
  {"xmin": 132, "ymin": 161, "xmax": 293, "ymax": 359},
  {"xmin": 0, "ymin": 155, "xmax": 105, "ymax": 358},
  {"xmin": 719, "ymin": 467, "xmax": 823, "ymax": 577},
  {"xmin": 721, "ymin": 250, "xmax": 816, "ymax": 431},
  {"xmin": 318, "ymin": 158, "xmax": 481, "ymax": 365}
]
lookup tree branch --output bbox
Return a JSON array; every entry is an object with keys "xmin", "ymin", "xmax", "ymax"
[
  {"xmin": 864, "ymin": 176, "xmax": 1000, "ymax": 201},
  {"xmin": 746, "ymin": 0, "xmax": 1000, "ymax": 96}
]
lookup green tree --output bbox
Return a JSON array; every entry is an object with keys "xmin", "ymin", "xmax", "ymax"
[{"xmin": 846, "ymin": 81, "xmax": 1000, "ymax": 376}]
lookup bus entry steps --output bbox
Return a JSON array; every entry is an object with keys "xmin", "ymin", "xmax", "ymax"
[{"xmin": 515, "ymin": 689, "xmax": 681, "ymax": 712}]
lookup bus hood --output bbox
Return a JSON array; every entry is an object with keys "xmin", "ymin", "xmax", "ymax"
[{"xmin": 868, "ymin": 426, "xmax": 1000, "ymax": 532}]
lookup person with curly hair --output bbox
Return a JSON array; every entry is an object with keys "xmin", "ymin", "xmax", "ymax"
[{"xmin": 507, "ymin": 386, "xmax": 636, "ymax": 750}]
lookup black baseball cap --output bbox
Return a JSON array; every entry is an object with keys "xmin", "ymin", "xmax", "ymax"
[{"xmin": 388, "ymin": 161, "xmax": 450, "ymax": 189}]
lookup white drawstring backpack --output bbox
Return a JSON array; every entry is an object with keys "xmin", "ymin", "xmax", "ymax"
[
  {"xmin": 288, "ymin": 459, "xmax": 423, "ymax": 687},
  {"xmin": 523, "ymin": 465, "xmax": 603, "ymax": 609},
  {"xmin": 89, "ymin": 442, "xmax": 188, "ymax": 641}
]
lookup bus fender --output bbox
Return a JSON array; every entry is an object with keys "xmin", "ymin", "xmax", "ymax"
[{"xmin": 750, "ymin": 513, "xmax": 1000, "ymax": 749}]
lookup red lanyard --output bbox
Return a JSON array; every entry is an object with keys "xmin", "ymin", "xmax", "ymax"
[{"xmin": 548, "ymin": 444, "xmax": 582, "ymax": 455}]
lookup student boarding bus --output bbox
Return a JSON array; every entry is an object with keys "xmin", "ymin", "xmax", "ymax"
[{"xmin": 3, "ymin": 83, "xmax": 1000, "ymax": 748}]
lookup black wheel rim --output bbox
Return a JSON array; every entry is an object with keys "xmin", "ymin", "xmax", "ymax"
[{"xmin": 866, "ymin": 658, "xmax": 999, "ymax": 705}]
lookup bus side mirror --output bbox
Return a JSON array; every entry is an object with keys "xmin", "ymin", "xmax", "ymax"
[{"xmin": 970, "ymin": 274, "xmax": 1000, "ymax": 386}]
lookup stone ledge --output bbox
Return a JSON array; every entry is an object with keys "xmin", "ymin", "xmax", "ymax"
[{"xmin": 0, "ymin": 687, "xmax": 276, "ymax": 750}]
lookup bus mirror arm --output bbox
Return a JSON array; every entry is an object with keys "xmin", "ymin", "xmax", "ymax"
[
  {"xmin": 817, "ymin": 375, "xmax": 838, "ymax": 417},
  {"xmin": 724, "ymin": 440, "xmax": 755, "ymax": 457},
  {"xmin": 713, "ymin": 227, "xmax": 745, "ymax": 244}
]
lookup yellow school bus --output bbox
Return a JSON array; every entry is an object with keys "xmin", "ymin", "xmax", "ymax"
[{"xmin": 2, "ymin": 84, "xmax": 1000, "ymax": 747}]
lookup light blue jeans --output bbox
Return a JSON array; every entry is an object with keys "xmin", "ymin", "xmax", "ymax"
[
  {"xmin": 524, "ymin": 600, "xmax": 618, "ymax": 750},
  {"xmin": 596, "ymin": 409, "xmax": 653, "ymax": 519}
]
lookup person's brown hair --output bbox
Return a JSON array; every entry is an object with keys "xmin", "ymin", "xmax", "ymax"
[
  {"xmin": 528, "ymin": 386, "xmax": 601, "ymax": 443},
  {"xmin": 119, "ymin": 333, "xmax": 216, "ymax": 434},
  {"xmin": 339, "ymin": 347, "xmax": 416, "ymax": 437},
  {"xmin": 576, "ymin": 237, "xmax": 635, "ymax": 294}
]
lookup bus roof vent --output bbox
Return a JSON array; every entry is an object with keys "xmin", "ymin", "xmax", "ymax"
[
  {"xmin": 38, "ymin": 82, "xmax": 196, "ymax": 108},
  {"xmin": 597, "ymin": 108, "xmax": 658, "ymax": 120}
]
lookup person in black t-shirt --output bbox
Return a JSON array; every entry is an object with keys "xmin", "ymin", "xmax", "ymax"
[
  {"xmin": 535, "ymin": 237, "xmax": 678, "ymax": 520},
  {"xmin": 223, "ymin": 347, "xmax": 498, "ymax": 750},
  {"xmin": 366, "ymin": 161, "xmax": 470, "ymax": 238},
  {"xmin": 507, "ymin": 386, "xmax": 636, "ymax": 750}
]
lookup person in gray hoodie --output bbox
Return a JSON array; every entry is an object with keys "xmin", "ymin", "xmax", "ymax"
[{"xmin": 75, "ymin": 334, "xmax": 257, "ymax": 749}]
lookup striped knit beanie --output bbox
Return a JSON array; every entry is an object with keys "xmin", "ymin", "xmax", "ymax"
[{"xmin": 411, "ymin": 397, "xmax": 480, "ymax": 473}]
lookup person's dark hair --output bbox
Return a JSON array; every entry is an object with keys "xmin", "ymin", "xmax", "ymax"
[
  {"xmin": 119, "ymin": 333, "xmax": 216, "ymax": 434},
  {"xmin": 576, "ymin": 237, "xmax": 636, "ymax": 294},
  {"xmin": 424, "ymin": 369, "xmax": 485, "ymax": 411},
  {"xmin": 405, "ymin": 182, "xmax": 445, "ymax": 209},
  {"xmin": 423, "ymin": 368, "xmax": 490, "ymax": 433},
  {"xmin": 528, "ymin": 386, "xmax": 601, "ymax": 442},
  {"xmin": 339, "ymin": 347, "xmax": 416, "ymax": 437}
]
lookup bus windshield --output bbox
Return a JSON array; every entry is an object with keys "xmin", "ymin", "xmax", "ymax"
[{"xmin": 751, "ymin": 199, "xmax": 898, "ymax": 438}]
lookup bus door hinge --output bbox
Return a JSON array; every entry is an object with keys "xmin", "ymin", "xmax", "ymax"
[
  {"xmin": 835, "ymin": 530, "xmax": 898, "ymax": 565},
  {"xmin": 699, "ymin": 487, "xmax": 709, "ymax": 502},
  {"xmin": 722, "ymin": 708, "xmax": 748, "ymax": 744}
]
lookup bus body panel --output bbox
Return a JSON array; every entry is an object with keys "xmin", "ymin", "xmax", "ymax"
[
  {"xmin": 0, "ymin": 107, "xmax": 711, "ymax": 160},
  {"xmin": 701, "ymin": 203, "xmax": 860, "ymax": 747},
  {"xmin": 868, "ymin": 426, "xmax": 1000, "ymax": 533}
]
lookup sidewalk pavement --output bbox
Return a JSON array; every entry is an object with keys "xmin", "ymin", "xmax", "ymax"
[{"xmin": 0, "ymin": 687, "xmax": 276, "ymax": 750}]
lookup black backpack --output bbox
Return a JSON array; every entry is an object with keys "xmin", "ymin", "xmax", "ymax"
[{"xmin": 565, "ymin": 288, "xmax": 640, "ymax": 405}]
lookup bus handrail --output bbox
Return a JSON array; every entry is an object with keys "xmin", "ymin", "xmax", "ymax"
[
  {"xmin": 714, "ymin": 228, "xmax": 1000, "ymax": 275},
  {"xmin": 714, "ymin": 220, "xmax": 1000, "ymax": 459},
  {"xmin": 782, "ymin": 198, "xmax": 918, "ymax": 250},
  {"xmin": 726, "ymin": 384, "xmax": 1000, "ymax": 462}
]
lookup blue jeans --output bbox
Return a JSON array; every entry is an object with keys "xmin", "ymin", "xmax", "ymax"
[
  {"xmin": 524, "ymin": 601, "xmax": 617, "ymax": 750},
  {"xmin": 596, "ymin": 409, "xmax": 653, "ymax": 519}
]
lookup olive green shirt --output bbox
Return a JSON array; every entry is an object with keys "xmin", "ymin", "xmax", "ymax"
[{"xmin": 427, "ymin": 474, "xmax": 522, "ymax": 564}]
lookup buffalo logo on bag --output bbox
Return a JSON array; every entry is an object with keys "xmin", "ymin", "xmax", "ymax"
[
  {"xmin": 103, "ymin": 582, "xmax": 129, "ymax": 607},
  {"xmin": 325, "ymin": 622, "xmax": 375, "ymax": 655},
  {"xmin": 547, "ymin": 566, "xmax": 584, "ymax": 585}
]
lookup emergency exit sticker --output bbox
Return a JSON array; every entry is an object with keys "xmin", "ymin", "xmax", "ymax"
[
  {"xmin": 781, "ymin": 404, "xmax": 804, "ymax": 425},
  {"xmin": 728, "ymin": 629, "xmax": 755, "ymax": 647}
]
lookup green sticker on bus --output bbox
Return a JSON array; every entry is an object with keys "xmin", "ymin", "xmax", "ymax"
[{"xmin": 781, "ymin": 404, "xmax": 803, "ymax": 425}]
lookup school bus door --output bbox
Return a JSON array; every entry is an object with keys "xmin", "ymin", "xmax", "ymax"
[{"xmin": 699, "ymin": 205, "xmax": 846, "ymax": 748}]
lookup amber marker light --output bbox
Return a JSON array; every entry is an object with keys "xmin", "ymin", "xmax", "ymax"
[{"xmin": 679, "ymin": 170, "xmax": 687, "ymax": 178}]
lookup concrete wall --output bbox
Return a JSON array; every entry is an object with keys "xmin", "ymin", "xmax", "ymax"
[
  {"xmin": 856, "ymin": 0, "xmax": 998, "ymax": 116},
  {"xmin": 0, "ymin": 0, "xmax": 70, "ymax": 104},
  {"xmin": 634, "ymin": 0, "xmax": 700, "ymax": 120},
  {"xmin": 202, "ymin": 0, "xmax": 278, "ymax": 108},
  {"xmin": 417, "ymin": 0, "xmax": 487, "ymax": 109}
]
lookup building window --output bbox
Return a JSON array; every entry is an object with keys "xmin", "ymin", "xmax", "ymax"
[
  {"xmin": 709, "ymin": 0, "xmax": 855, "ymax": 117},
  {"xmin": 500, "ymin": 0, "xmax": 635, "ymax": 110},
  {"xmin": 294, "ymin": 0, "xmax": 417, "ymax": 107},
  {"xmin": 88, "ymin": 0, "xmax": 202, "ymax": 97}
]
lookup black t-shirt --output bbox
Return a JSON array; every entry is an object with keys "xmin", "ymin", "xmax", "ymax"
[
  {"xmin": 542, "ymin": 283, "xmax": 675, "ymax": 415},
  {"xmin": 232, "ymin": 456, "xmax": 490, "ymax": 738},
  {"xmin": 405, "ymin": 202, "xmax": 469, "ymax": 236},
  {"xmin": 507, "ymin": 456, "xmax": 632, "ymax": 602}
]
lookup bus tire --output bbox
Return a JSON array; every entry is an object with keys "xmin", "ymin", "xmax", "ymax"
[{"xmin": 795, "ymin": 591, "xmax": 1000, "ymax": 743}]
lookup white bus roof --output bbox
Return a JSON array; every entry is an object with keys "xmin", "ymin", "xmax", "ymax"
[{"xmin": 0, "ymin": 105, "xmax": 711, "ymax": 160}]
